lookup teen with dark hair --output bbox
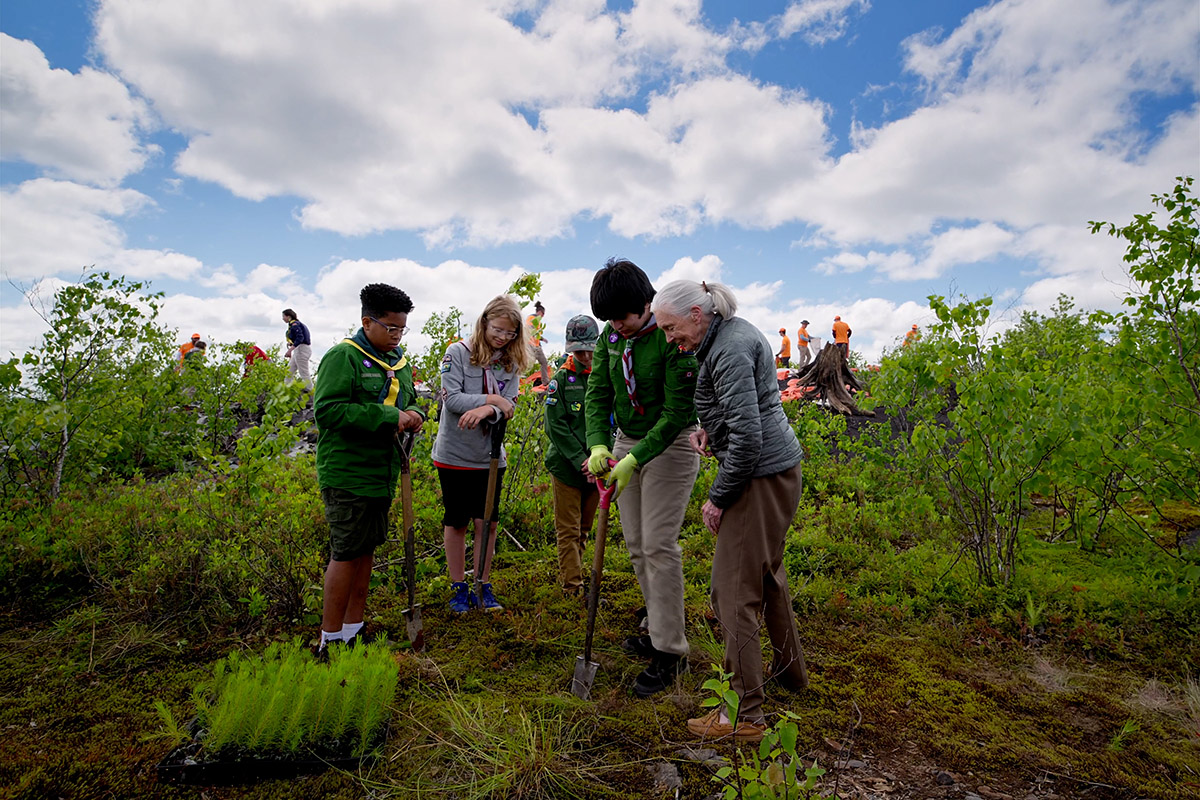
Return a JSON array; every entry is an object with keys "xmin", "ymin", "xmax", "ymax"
[
  {"xmin": 584, "ymin": 258, "xmax": 701, "ymax": 697},
  {"xmin": 312, "ymin": 283, "xmax": 424, "ymax": 658},
  {"xmin": 433, "ymin": 295, "xmax": 530, "ymax": 613}
]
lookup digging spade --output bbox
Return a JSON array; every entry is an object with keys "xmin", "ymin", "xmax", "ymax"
[
  {"xmin": 476, "ymin": 417, "xmax": 508, "ymax": 604},
  {"xmin": 395, "ymin": 430, "xmax": 423, "ymax": 652},
  {"xmin": 570, "ymin": 464, "xmax": 618, "ymax": 700}
]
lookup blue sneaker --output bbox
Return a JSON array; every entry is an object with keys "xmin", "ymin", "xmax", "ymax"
[
  {"xmin": 479, "ymin": 582, "xmax": 504, "ymax": 612},
  {"xmin": 449, "ymin": 581, "xmax": 478, "ymax": 613}
]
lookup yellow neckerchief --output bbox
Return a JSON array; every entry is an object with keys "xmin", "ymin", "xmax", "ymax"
[{"xmin": 342, "ymin": 339, "xmax": 408, "ymax": 407}]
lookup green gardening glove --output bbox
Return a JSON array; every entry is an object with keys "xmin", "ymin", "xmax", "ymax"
[
  {"xmin": 587, "ymin": 445, "xmax": 615, "ymax": 477},
  {"xmin": 606, "ymin": 452, "xmax": 638, "ymax": 498}
]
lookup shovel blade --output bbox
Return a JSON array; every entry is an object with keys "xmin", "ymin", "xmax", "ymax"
[
  {"xmin": 570, "ymin": 655, "xmax": 599, "ymax": 700},
  {"xmin": 403, "ymin": 605, "xmax": 424, "ymax": 652}
]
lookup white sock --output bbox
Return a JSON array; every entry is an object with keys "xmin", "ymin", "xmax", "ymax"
[
  {"xmin": 320, "ymin": 628, "xmax": 344, "ymax": 646},
  {"xmin": 342, "ymin": 622, "xmax": 364, "ymax": 639}
]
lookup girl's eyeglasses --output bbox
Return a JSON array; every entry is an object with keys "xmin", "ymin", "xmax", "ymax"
[{"xmin": 487, "ymin": 324, "xmax": 519, "ymax": 341}]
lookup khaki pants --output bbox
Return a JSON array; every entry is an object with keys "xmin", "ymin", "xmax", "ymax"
[
  {"xmin": 552, "ymin": 476, "xmax": 600, "ymax": 590},
  {"xmin": 793, "ymin": 344, "xmax": 811, "ymax": 369},
  {"xmin": 613, "ymin": 427, "xmax": 700, "ymax": 657},
  {"xmin": 288, "ymin": 343, "xmax": 313, "ymax": 390},
  {"xmin": 711, "ymin": 462, "xmax": 807, "ymax": 723},
  {"xmin": 530, "ymin": 343, "xmax": 550, "ymax": 384}
]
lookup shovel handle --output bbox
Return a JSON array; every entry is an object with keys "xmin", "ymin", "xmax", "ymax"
[{"xmin": 478, "ymin": 417, "xmax": 508, "ymax": 586}]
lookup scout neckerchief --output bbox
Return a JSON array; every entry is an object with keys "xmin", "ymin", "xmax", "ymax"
[
  {"xmin": 343, "ymin": 329, "xmax": 407, "ymax": 406},
  {"xmin": 620, "ymin": 314, "xmax": 658, "ymax": 416}
]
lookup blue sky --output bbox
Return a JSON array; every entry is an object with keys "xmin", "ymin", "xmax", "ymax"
[{"xmin": 2, "ymin": 0, "xmax": 1197, "ymax": 363}]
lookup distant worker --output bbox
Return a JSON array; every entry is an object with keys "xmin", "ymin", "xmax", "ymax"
[
  {"xmin": 177, "ymin": 332, "xmax": 201, "ymax": 369},
  {"xmin": 526, "ymin": 300, "xmax": 551, "ymax": 386},
  {"xmin": 180, "ymin": 340, "xmax": 207, "ymax": 400},
  {"xmin": 183, "ymin": 340, "xmax": 207, "ymax": 364},
  {"xmin": 832, "ymin": 316, "xmax": 852, "ymax": 360},
  {"xmin": 775, "ymin": 328, "xmax": 791, "ymax": 368},
  {"xmin": 244, "ymin": 344, "xmax": 269, "ymax": 376},
  {"xmin": 282, "ymin": 308, "xmax": 313, "ymax": 391},
  {"xmin": 795, "ymin": 320, "xmax": 812, "ymax": 368},
  {"xmin": 903, "ymin": 324, "xmax": 920, "ymax": 347}
]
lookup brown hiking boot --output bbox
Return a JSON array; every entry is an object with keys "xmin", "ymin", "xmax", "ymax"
[{"xmin": 686, "ymin": 710, "xmax": 767, "ymax": 743}]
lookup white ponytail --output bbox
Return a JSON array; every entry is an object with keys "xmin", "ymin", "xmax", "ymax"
[{"xmin": 652, "ymin": 280, "xmax": 738, "ymax": 321}]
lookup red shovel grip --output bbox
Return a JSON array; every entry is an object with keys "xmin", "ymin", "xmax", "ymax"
[{"xmin": 598, "ymin": 459, "xmax": 618, "ymax": 510}]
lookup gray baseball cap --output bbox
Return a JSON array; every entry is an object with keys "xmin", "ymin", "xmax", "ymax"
[{"xmin": 564, "ymin": 315, "xmax": 599, "ymax": 352}]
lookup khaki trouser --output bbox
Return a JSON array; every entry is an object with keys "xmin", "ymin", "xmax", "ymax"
[
  {"xmin": 288, "ymin": 343, "xmax": 313, "ymax": 390},
  {"xmin": 530, "ymin": 343, "xmax": 550, "ymax": 384},
  {"xmin": 613, "ymin": 427, "xmax": 700, "ymax": 657},
  {"xmin": 552, "ymin": 476, "xmax": 600, "ymax": 590},
  {"xmin": 711, "ymin": 462, "xmax": 807, "ymax": 723},
  {"xmin": 793, "ymin": 343, "xmax": 811, "ymax": 368}
]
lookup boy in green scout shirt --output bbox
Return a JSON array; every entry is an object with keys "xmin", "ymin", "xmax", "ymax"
[
  {"xmin": 584, "ymin": 258, "xmax": 701, "ymax": 698},
  {"xmin": 313, "ymin": 283, "xmax": 425, "ymax": 658},
  {"xmin": 543, "ymin": 315, "xmax": 602, "ymax": 596}
]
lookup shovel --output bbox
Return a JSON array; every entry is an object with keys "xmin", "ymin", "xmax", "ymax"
[
  {"xmin": 395, "ymin": 430, "xmax": 423, "ymax": 652},
  {"xmin": 570, "ymin": 465, "xmax": 618, "ymax": 700},
  {"xmin": 475, "ymin": 417, "xmax": 508, "ymax": 604}
]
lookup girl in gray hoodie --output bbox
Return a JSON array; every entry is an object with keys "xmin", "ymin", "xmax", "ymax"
[{"xmin": 432, "ymin": 295, "xmax": 530, "ymax": 613}]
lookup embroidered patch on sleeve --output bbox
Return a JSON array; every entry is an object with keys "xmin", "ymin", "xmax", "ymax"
[
  {"xmin": 546, "ymin": 379, "xmax": 558, "ymax": 394},
  {"xmin": 545, "ymin": 396, "xmax": 559, "ymax": 406},
  {"xmin": 440, "ymin": 362, "xmax": 452, "ymax": 373}
]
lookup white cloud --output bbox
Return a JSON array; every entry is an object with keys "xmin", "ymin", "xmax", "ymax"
[
  {"xmin": 815, "ymin": 249, "xmax": 914, "ymax": 277},
  {"xmin": 2, "ymin": 251, "xmax": 934, "ymax": 369},
  {"xmin": 778, "ymin": 0, "xmax": 869, "ymax": 45},
  {"xmin": 656, "ymin": 254, "xmax": 725, "ymax": 285},
  {"xmin": 0, "ymin": 35, "xmax": 154, "ymax": 186},
  {"xmin": 914, "ymin": 223, "xmax": 1015, "ymax": 280},
  {"xmin": 0, "ymin": 179, "xmax": 202, "ymax": 282}
]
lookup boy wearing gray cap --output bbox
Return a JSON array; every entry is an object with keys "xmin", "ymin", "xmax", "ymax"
[{"xmin": 543, "ymin": 315, "xmax": 604, "ymax": 595}]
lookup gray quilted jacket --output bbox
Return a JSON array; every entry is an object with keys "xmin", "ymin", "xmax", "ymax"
[{"xmin": 694, "ymin": 315, "xmax": 803, "ymax": 509}]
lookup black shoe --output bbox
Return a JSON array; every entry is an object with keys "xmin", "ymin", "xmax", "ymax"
[
  {"xmin": 621, "ymin": 634, "xmax": 656, "ymax": 659},
  {"xmin": 632, "ymin": 652, "xmax": 688, "ymax": 698},
  {"xmin": 634, "ymin": 606, "xmax": 649, "ymax": 632},
  {"xmin": 345, "ymin": 630, "xmax": 384, "ymax": 649},
  {"xmin": 311, "ymin": 640, "xmax": 343, "ymax": 663}
]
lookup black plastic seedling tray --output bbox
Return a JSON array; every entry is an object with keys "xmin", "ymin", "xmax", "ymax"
[{"xmin": 156, "ymin": 724, "xmax": 388, "ymax": 786}]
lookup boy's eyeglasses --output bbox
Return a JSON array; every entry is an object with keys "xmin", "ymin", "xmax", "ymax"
[
  {"xmin": 368, "ymin": 317, "xmax": 408, "ymax": 336},
  {"xmin": 487, "ymin": 325, "xmax": 519, "ymax": 341}
]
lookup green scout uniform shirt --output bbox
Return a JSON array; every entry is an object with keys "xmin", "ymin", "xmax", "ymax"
[
  {"xmin": 584, "ymin": 323, "xmax": 698, "ymax": 465},
  {"xmin": 314, "ymin": 331, "xmax": 422, "ymax": 498},
  {"xmin": 543, "ymin": 356, "xmax": 603, "ymax": 489}
]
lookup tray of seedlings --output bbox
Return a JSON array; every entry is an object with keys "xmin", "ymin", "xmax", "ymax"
[{"xmin": 155, "ymin": 637, "xmax": 397, "ymax": 785}]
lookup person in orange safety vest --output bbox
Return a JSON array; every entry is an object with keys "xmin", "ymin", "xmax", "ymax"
[
  {"xmin": 903, "ymin": 324, "xmax": 920, "ymax": 347},
  {"xmin": 794, "ymin": 321, "xmax": 812, "ymax": 368},
  {"xmin": 775, "ymin": 328, "xmax": 792, "ymax": 367},
  {"xmin": 832, "ymin": 316, "xmax": 852, "ymax": 360}
]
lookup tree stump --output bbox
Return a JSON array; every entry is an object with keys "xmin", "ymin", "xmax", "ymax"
[{"xmin": 793, "ymin": 343, "xmax": 865, "ymax": 415}]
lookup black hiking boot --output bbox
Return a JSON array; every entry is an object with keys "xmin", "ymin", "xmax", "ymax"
[
  {"xmin": 621, "ymin": 634, "xmax": 656, "ymax": 659},
  {"xmin": 632, "ymin": 651, "xmax": 688, "ymax": 698}
]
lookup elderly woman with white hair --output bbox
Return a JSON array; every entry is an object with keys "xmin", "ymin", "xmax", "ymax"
[{"xmin": 652, "ymin": 279, "xmax": 809, "ymax": 744}]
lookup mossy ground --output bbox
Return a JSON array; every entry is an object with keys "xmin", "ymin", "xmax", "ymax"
[{"xmin": 2, "ymin": 510, "xmax": 1197, "ymax": 800}]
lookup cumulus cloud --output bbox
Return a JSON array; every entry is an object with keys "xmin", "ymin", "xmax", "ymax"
[
  {"xmin": 778, "ymin": 0, "xmax": 869, "ymax": 45},
  {"xmin": 3, "ymin": 250, "xmax": 933, "ymax": 368},
  {"xmin": 0, "ymin": 34, "xmax": 154, "ymax": 185},
  {"xmin": 0, "ymin": 179, "xmax": 202, "ymax": 282}
]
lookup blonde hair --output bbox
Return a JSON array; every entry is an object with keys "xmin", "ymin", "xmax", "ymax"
[{"xmin": 469, "ymin": 295, "xmax": 531, "ymax": 373}]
